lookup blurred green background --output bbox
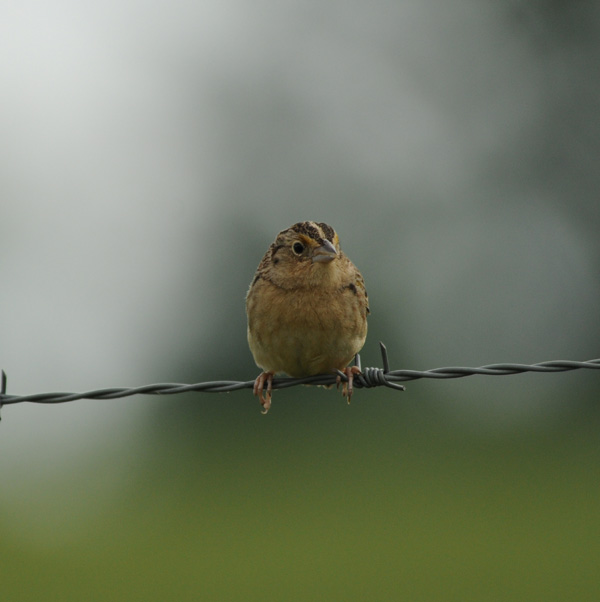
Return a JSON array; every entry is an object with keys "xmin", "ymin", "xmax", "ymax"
[{"xmin": 1, "ymin": 1, "xmax": 600, "ymax": 600}]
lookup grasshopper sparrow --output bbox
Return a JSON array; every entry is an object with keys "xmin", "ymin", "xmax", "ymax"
[{"xmin": 246, "ymin": 221, "xmax": 369, "ymax": 413}]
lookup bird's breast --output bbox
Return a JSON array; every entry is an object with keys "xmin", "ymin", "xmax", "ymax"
[{"xmin": 247, "ymin": 282, "xmax": 367, "ymax": 377}]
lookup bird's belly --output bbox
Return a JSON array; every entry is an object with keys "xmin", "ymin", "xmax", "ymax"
[{"xmin": 248, "ymin": 290, "xmax": 366, "ymax": 377}]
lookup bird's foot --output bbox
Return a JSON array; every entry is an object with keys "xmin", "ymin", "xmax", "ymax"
[
  {"xmin": 253, "ymin": 371, "xmax": 274, "ymax": 414},
  {"xmin": 336, "ymin": 365, "xmax": 361, "ymax": 404}
]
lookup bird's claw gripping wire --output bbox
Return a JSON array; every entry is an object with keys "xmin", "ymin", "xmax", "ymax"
[{"xmin": 253, "ymin": 371, "xmax": 274, "ymax": 414}]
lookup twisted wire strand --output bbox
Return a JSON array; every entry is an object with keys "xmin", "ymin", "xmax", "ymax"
[{"xmin": 1, "ymin": 344, "xmax": 599, "ymax": 407}]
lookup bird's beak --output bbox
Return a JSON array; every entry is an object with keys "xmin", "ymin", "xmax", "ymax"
[{"xmin": 312, "ymin": 239, "xmax": 337, "ymax": 263}]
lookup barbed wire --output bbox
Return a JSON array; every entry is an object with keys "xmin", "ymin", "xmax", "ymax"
[{"xmin": 1, "ymin": 344, "xmax": 599, "ymax": 415}]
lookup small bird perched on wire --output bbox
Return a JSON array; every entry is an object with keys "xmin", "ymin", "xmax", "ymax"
[{"xmin": 246, "ymin": 221, "xmax": 369, "ymax": 413}]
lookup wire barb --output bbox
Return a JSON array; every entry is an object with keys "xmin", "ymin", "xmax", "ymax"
[
  {"xmin": 0, "ymin": 370, "xmax": 6, "ymax": 420},
  {"xmin": 380, "ymin": 342, "xmax": 390, "ymax": 374},
  {"xmin": 0, "ymin": 345, "xmax": 599, "ymax": 408}
]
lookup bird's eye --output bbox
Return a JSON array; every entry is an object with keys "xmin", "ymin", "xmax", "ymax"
[{"xmin": 292, "ymin": 242, "xmax": 305, "ymax": 255}]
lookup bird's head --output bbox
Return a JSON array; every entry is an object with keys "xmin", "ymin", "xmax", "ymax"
[{"xmin": 264, "ymin": 221, "xmax": 342, "ymax": 289}]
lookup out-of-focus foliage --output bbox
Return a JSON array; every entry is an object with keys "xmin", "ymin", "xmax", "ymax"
[{"xmin": 2, "ymin": 395, "xmax": 600, "ymax": 601}]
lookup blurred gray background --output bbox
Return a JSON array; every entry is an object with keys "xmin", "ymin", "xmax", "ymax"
[{"xmin": 1, "ymin": 1, "xmax": 599, "ymax": 600}]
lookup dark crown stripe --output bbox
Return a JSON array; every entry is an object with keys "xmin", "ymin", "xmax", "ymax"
[
  {"xmin": 289, "ymin": 221, "xmax": 336, "ymax": 245},
  {"xmin": 317, "ymin": 222, "xmax": 335, "ymax": 242}
]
